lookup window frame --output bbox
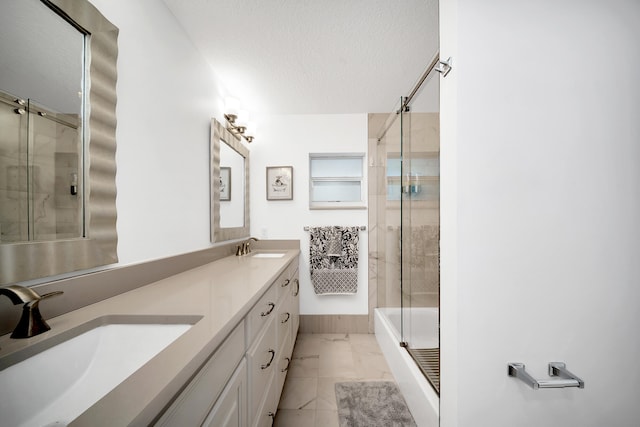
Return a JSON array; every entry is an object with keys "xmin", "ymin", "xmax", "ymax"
[{"xmin": 308, "ymin": 152, "xmax": 366, "ymax": 210}]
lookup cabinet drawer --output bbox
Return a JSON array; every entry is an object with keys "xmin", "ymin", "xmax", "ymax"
[
  {"xmin": 157, "ymin": 321, "xmax": 245, "ymax": 427},
  {"xmin": 275, "ymin": 273, "xmax": 292, "ymax": 303},
  {"xmin": 290, "ymin": 272, "xmax": 300, "ymax": 341},
  {"xmin": 276, "ymin": 257, "xmax": 299, "ymax": 302},
  {"xmin": 247, "ymin": 315, "xmax": 276, "ymax": 423},
  {"xmin": 276, "ymin": 331, "xmax": 292, "ymax": 406},
  {"xmin": 277, "ymin": 293, "xmax": 292, "ymax": 351},
  {"xmin": 247, "ymin": 284, "xmax": 277, "ymax": 344}
]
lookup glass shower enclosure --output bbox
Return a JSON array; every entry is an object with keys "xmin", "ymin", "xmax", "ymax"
[{"xmin": 372, "ymin": 65, "xmax": 440, "ymax": 393}]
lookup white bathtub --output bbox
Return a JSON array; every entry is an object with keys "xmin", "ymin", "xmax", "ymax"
[
  {"xmin": 375, "ymin": 307, "xmax": 439, "ymax": 426},
  {"xmin": 381, "ymin": 306, "xmax": 439, "ymax": 349}
]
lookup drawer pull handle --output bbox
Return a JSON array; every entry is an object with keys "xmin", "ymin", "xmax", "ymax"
[
  {"xmin": 281, "ymin": 312, "xmax": 291, "ymax": 323},
  {"xmin": 268, "ymin": 411, "xmax": 276, "ymax": 426},
  {"xmin": 261, "ymin": 349, "xmax": 276, "ymax": 369},
  {"xmin": 281, "ymin": 279, "xmax": 290, "ymax": 288},
  {"xmin": 293, "ymin": 279, "xmax": 299, "ymax": 296},
  {"xmin": 281, "ymin": 357, "xmax": 291, "ymax": 372},
  {"xmin": 261, "ymin": 302, "xmax": 275, "ymax": 317}
]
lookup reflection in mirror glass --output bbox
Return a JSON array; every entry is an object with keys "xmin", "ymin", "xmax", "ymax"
[
  {"xmin": 0, "ymin": 0, "xmax": 85, "ymax": 244},
  {"xmin": 219, "ymin": 140, "xmax": 245, "ymax": 228}
]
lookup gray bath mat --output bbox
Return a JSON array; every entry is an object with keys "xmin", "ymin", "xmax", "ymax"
[{"xmin": 335, "ymin": 381, "xmax": 417, "ymax": 427}]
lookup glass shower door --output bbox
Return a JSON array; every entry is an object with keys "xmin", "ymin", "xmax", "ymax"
[
  {"xmin": 400, "ymin": 99, "xmax": 412, "ymax": 350},
  {"xmin": 372, "ymin": 79, "xmax": 441, "ymax": 396},
  {"xmin": 28, "ymin": 99, "xmax": 83, "ymax": 242},
  {"xmin": 0, "ymin": 91, "xmax": 83, "ymax": 244},
  {"xmin": 401, "ymin": 80, "xmax": 441, "ymax": 394},
  {"xmin": 0, "ymin": 93, "xmax": 29, "ymax": 242}
]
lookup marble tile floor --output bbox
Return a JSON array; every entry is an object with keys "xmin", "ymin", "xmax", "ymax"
[{"xmin": 274, "ymin": 333, "xmax": 397, "ymax": 427}]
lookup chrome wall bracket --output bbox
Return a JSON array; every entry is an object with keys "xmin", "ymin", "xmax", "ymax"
[
  {"xmin": 508, "ymin": 362, "xmax": 585, "ymax": 389},
  {"xmin": 435, "ymin": 57, "xmax": 453, "ymax": 77}
]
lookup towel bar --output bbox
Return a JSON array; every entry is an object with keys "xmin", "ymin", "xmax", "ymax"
[
  {"xmin": 508, "ymin": 362, "xmax": 584, "ymax": 389},
  {"xmin": 303, "ymin": 225, "xmax": 366, "ymax": 231}
]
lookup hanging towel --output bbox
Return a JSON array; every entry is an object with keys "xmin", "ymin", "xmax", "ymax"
[
  {"xmin": 309, "ymin": 226, "xmax": 359, "ymax": 295},
  {"xmin": 326, "ymin": 227, "xmax": 343, "ymax": 256}
]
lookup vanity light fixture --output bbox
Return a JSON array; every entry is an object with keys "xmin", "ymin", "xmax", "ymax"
[{"xmin": 224, "ymin": 99, "xmax": 256, "ymax": 143}]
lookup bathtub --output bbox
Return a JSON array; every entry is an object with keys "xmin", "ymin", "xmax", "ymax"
[{"xmin": 375, "ymin": 307, "xmax": 439, "ymax": 426}]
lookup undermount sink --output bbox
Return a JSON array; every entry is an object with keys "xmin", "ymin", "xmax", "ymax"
[
  {"xmin": 251, "ymin": 252, "xmax": 286, "ymax": 258},
  {"xmin": 0, "ymin": 314, "xmax": 201, "ymax": 427}
]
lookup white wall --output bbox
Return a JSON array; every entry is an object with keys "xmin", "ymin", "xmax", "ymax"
[
  {"xmin": 88, "ymin": 0, "xmax": 229, "ymax": 265},
  {"xmin": 440, "ymin": 0, "xmax": 640, "ymax": 426},
  {"xmin": 250, "ymin": 114, "xmax": 369, "ymax": 315}
]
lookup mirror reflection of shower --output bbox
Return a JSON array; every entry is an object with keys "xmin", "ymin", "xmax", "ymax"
[
  {"xmin": 0, "ymin": 91, "xmax": 83, "ymax": 243},
  {"xmin": 0, "ymin": 0, "xmax": 85, "ymax": 244}
]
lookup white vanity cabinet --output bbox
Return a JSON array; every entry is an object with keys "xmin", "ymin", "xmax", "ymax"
[
  {"xmin": 248, "ymin": 262, "xmax": 299, "ymax": 427},
  {"xmin": 156, "ymin": 322, "xmax": 246, "ymax": 426},
  {"xmin": 202, "ymin": 359, "xmax": 247, "ymax": 427},
  {"xmin": 156, "ymin": 255, "xmax": 299, "ymax": 427}
]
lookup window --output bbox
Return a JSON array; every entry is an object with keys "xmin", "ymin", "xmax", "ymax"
[{"xmin": 309, "ymin": 153, "xmax": 366, "ymax": 209}]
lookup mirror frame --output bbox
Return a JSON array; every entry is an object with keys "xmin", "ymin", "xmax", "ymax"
[
  {"xmin": 0, "ymin": 0, "xmax": 118, "ymax": 285},
  {"xmin": 210, "ymin": 118, "xmax": 250, "ymax": 243}
]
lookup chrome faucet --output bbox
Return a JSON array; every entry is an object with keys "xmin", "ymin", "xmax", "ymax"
[
  {"xmin": 0, "ymin": 285, "xmax": 63, "ymax": 338},
  {"xmin": 236, "ymin": 237, "xmax": 260, "ymax": 256}
]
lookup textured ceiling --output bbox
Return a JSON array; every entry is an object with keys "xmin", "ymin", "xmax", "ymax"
[{"xmin": 162, "ymin": 0, "xmax": 439, "ymax": 115}]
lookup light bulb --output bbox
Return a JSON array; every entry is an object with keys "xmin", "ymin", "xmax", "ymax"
[
  {"xmin": 245, "ymin": 121, "xmax": 257, "ymax": 138},
  {"xmin": 224, "ymin": 97, "xmax": 240, "ymax": 122},
  {"xmin": 236, "ymin": 109, "xmax": 249, "ymax": 128}
]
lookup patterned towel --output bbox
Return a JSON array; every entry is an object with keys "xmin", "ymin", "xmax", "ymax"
[
  {"xmin": 326, "ymin": 227, "xmax": 343, "ymax": 256},
  {"xmin": 309, "ymin": 226, "xmax": 360, "ymax": 295}
]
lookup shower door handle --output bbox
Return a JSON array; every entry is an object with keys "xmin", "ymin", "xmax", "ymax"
[{"xmin": 508, "ymin": 362, "xmax": 584, "ymax": 389}]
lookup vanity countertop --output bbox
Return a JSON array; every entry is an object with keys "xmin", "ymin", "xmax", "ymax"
[{"xmin": 0, "ymin": 248, "xmax": 300, "ymax": 426}]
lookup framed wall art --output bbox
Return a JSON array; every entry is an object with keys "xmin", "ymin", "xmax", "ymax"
[
  {"xmin": 266, "ymin": 166, "xmax": 293, "ymax": 200},
  {"xmin": 220, "ymin": 166, "xmax": 231, "ymax": 201}
]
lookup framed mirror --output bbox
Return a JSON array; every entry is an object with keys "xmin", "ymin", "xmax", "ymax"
[
  {"xmin": 0, "ymin": 0, "xmax": 118, "ymax": 285},
  {"xmin": 210, "ymin": 119, "xmax": 250, "ymax": 242}
]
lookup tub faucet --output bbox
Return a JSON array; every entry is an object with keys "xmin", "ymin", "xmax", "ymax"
[
  {"xmin": 236, "ymin": 237, "xmax": 260, "ymax": 256},
  {"xmin": 0, "ymin": 285, "xmax": 63, "ymax": 338}
]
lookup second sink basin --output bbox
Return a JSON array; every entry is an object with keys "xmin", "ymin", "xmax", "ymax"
[
  {"xmin": 252, "ymin": 252, "xmax": 286, "ymax": 258},
  {"xmin": 0, "ymin": 314, "xmax": 201, "ymax": 427}
]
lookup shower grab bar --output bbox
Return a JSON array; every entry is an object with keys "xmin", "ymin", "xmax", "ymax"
[{"xmin": 508, "ymin": 362, "xmax": 584, "ymax": 389}]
